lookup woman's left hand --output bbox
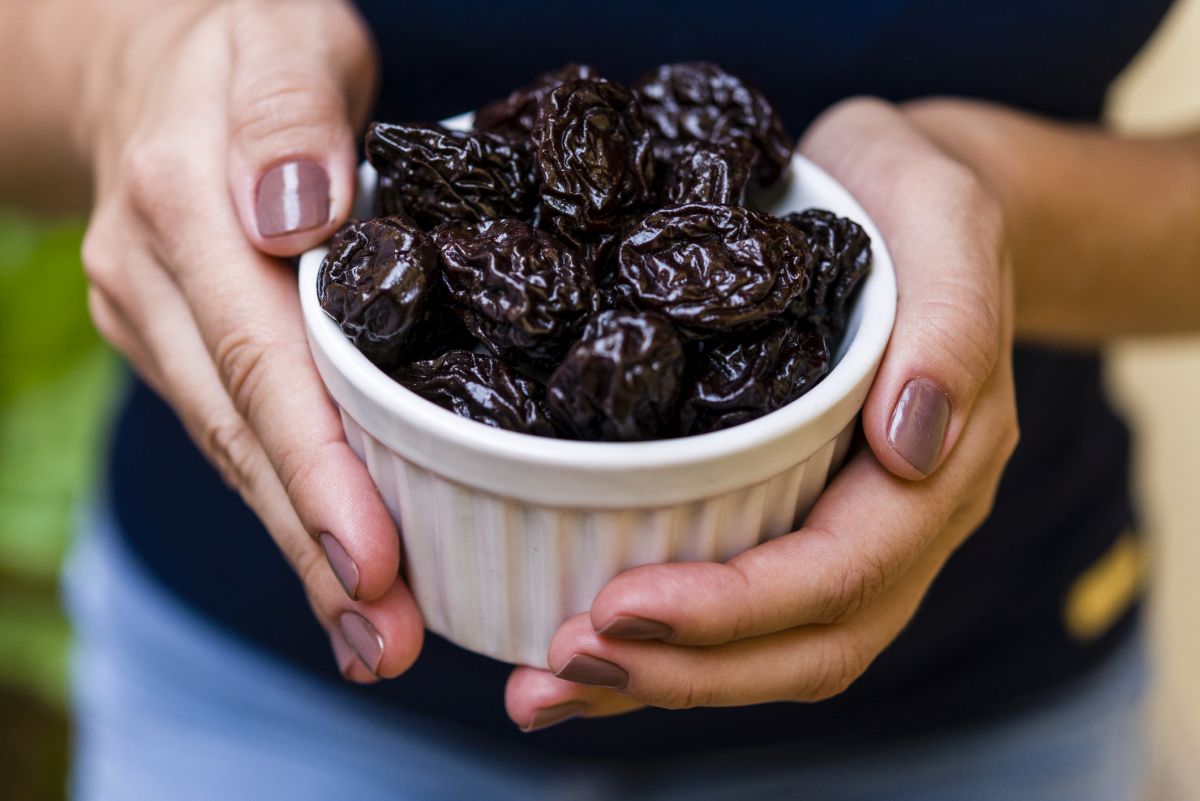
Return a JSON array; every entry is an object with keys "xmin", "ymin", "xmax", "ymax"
[{"xmin": 503, "ymin": 97, "xmax": 1020, "ymax": 732}]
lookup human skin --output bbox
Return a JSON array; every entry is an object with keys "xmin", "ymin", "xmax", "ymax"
[{"xmin": 2, "ymin": 0, "xmax": 1197, "ymax": 730}]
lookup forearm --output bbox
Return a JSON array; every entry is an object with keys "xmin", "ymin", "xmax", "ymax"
[{"xmin": 905, "ymin": 98, "xmax": 1200, "ymax": 345}]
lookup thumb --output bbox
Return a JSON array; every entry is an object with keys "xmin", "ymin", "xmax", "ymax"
[
  {"xmin": 801, "ymin": 98, "xmax": 1007, "ymax": 480},
  {"xmin": 226, "ymin": 1, "xmax": 377, "ymax": 257}
]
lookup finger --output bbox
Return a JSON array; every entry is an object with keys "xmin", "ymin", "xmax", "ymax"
[
  {"xmin": 588, "ymin": 450, "xmax": 949, "ymax": 645},
  {"xmin": 97, "ymin": 242, "xmax": 421, "ymax": 678},
  {"xmin": 504, "ymin": 666, "xmax": 644, "ymax": 732},
  {"xmin": 226, "ymin": 0, "xmax": 377, "ymax": 255},
  {"xmin": 588, "ymin": 344, "xmax": 1019, "ymax": 647},
  {"xmin": 800, "ymin": 97, "xmax": 1007, "ymax": 479},
  {"xmin": 85, "ymin": 285, "xmax": 166, "ymax": 397},
  {"xmin": 551, "ymin": 525, "xmax": 960, "ymax": 709}
]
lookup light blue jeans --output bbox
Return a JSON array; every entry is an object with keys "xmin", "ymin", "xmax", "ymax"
[{"xmin": 65, "ymin": 510, "xmax": 1150, "ymax": 801}]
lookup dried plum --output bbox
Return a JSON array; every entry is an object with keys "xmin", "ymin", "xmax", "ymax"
[
  {"xmin": 532, "ymin": 78, "xmax": 655, "ymax": 237},
  {"xmin": 317, "ymin": 216, "xmax": 438, "ymax": 366},
  {"xmin": 661, "ymin": 140, "xmax": 753, "ymax": 206},
  {"xmin": 475, "ymin": 63, "xmax": 599, "ymax": 141},
  {"xmin": 547, "ymin": 311, "xmax": 685, "ymax": 441},
  {"xmin": 392, "ymin": 350, "xmax": 555, "ymax": 436},
  {"xmin": 783, "ymin": 209, "xmax": 872, "ymax": 337},
  {"xmin": 633, "ymin": 62, "xmax": 792, "ymax": 184},
  {"xmin": 680, "ymin": 322, "xmax": 830, "ymax": 434},
  {"xmin": 433, "ymin": 219, "xmax": 596, "ymax": 366},
  {"xmin": 366, "ymin": 123, "xmax": 535, "ymax": 228},
  {"xmin": 615, "ymin": 203, "xmax": 811, "ymax": 336}
]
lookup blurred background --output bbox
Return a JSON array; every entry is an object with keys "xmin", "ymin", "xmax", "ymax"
[{"xmin": 1, "ymin": 2, "xmax": 1197, "ymax": 798}]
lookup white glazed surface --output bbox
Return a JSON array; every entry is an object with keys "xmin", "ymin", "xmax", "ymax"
[{"xmin": 300, "ymin": 146, "xmax": 896, "ymax": 666}]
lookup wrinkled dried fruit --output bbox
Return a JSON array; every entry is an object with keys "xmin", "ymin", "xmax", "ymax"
[
  {"xmin": 475, "ymin": 63, "xmax": 599, "ymax": 141},
  {"xmin": 366, "ymin": 123, "xmax": 534, "ymax": 228},
  {"xmin": 433, "ymin": 219, "xmax": 596, "ymax": 366},
  {"xmin": 616, "ymin": 203, "xmax": 811, "ymax": 336},
  {"xmin": 783, "ymin": 209, "xmax": 872, "ymax": 337},
  {"xmin": 680, "ymin": 322, "xmax": 830, "ymax": 434},
  {"xmin": 547, "ymin": 311, "xmax": 685, "ymax": 441},
  {"xmin": 392, "ymin": 350, "xmax": 556, "ymax": 436},
  {"xmin": 661, "ymin": 140, "xmax": 753, "ymax": 206},
  {"xmin": 318, "ymin": 216, "xmax": 438, "ymax": 366},
  {"xmin": 532, "ymin": 78, "xmax": 655, "ymax": 237},
  {"xmin": 633, "ymin": 62, "xmax": 793, "ymax": 184}
]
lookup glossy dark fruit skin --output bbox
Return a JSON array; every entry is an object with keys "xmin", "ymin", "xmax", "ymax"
[
  {"xmin": 547, "ymin": 310, "xmax": 685, "ymax": 441},
  {"xmin": 433, "ymin": 219, "xmax": 596, "ymax": 367},
  {"xmin": 615, "ymin": 203, "xmax": 812, "ymax": 337},
  {"xmin": 475, "ymin": 63, "xmax": 600, "ymax": 141},
  {"xmin": 783, "ymin": 209, "xmax": 872, "ymax": 338},
  {"xmin": 661, "ymin": 140, "xmax": 753, "ymax": 206},
  {"xmin": 366, "ymin": 122, "xmax": 535, "ymax": 229},
  {"xmin": 392, "ymin": 350, "xmax": 556, "ymax": 437},
  {"xmin": 317, "ymin": 216, "xmax": 438, "ymax": 366},
  {"xmin": 633, "ymin": 62, "xmax": 793, "ymax": 185},
  {"xmin": 680, "ymin": 321, "xmax": 831, "ymax": 435},
  {"xmin": 532, "ymin": 78, "xmax": 656, "ymax": 238}
]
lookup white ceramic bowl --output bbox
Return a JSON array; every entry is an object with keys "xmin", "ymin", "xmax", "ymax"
[{"xmin": 299, "ymin": 131, "xmax": 896, "ymax": 667}]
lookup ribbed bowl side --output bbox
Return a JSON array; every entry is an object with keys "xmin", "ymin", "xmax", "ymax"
[{"xmin": 339, "ymin": 411, "xmax": 858, "ymax": 667}]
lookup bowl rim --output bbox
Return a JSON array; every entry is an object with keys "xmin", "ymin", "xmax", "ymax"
[{"xmin": 298, "ymin": 150, "xmax": 896, "ymax": 484}]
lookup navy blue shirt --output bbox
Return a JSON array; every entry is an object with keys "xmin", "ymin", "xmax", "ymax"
[{"xmin": 108, "ymin": 0, "xmax": 1170, "ymax": 758}]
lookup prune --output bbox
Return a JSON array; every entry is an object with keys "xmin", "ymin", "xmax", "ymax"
[
  {"xmin": 532, "ymin": 78, "xmax": 655, "ymax": 237},
  {"xmin": 317, "ymin": 216, "xmax": 438, "ymax": 366},
  {"xmin": 546, "ymin": 311, "xmax": 685, "ymax": 441},
  {"xmin": 392, "ymin": 350, "xmax": 556, "ymax": 436},
  {"xmin": 475, "ymin": 63, "xmax": 599, "ymax": 141},
  {"xmin": 366, "ymin": 123, "xmax": 534, "ymax": 228},
  {"xmin": 433, "ymin": 219, "xmax": 596, "ymax": 366},
  {"xmin": 633, "ymin": 62, "xmax": 793, "ymax": 184},
  {"xmin": 615, "ymin": 203, "xmax": 812, "ymax": 337},
  {"xmin": 661, "ymin": 140, "xmax": 753, "ymax": 206},
  {"xmin": 783, "ymin": 209, "xmax": 872, "ymax": 337},
  {"xmin": 680, "ymin": 322, "xmax": 830, "ymax": 434}
]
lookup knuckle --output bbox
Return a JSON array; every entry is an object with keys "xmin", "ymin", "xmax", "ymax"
[
  {"xmin": 656, "ymin": 676, "xmax": 714, "ymax": 711},
  {"xmin": 231, "ymin": 70, "xmax": 345, "ymax": 151},
  {"xmin": 81, "ymin": 226, "xmax": 118, "ymax": 290},
  {"xmin": 830, "ymin": 552, "xmax": 890, "ymax": 623},
  {"xmin": 914, "ymin": 291, "xmax": 1001, "ymax": 389},
  {"xmin": 213, "ymin": 327, "xmax": 272, "ymax": 420},
  {"xmin": 122, "ymin": 139, "xmax": 179, "ymax": 218},
  {"xmin": 798, "ymin": 638, "xmax": 870, "ymax": 702},
  {"xmin": 204, "ymin": 417, "xmax": 260, "ymax": 495}
]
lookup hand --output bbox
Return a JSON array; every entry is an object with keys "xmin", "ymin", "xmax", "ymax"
[
  {"xmin": 504, "ymin": 97, "xmax": 1019, "ymax": 731},
  {"xmin": 80, "ymin": 0, "xmax": 421, "ymax": 681}
]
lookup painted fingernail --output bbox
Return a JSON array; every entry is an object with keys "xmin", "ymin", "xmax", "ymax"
[
  {"xmin": 598, "ymin": 616, "xmax": 673, "ymax": 640},
  {"xmin": 555, "ymin": 654, "xmax": 629, "ymax": 689},
  {"xmin": 887, "ymin": 378, "xmax": 951, "ymax": 476},
  {"xmin": 522, "ymin": 701, "xmax": 589, "ymax": 733},
  {"xmin": 339, "ymin": 612, "xmax": 383, "ymax": 675},
  {"xmin": 255, "ymin": 160, "xmax": 329, "ymax": 237},
  {"xmin": 319, "ymin": 533, "xmax": 359, "ymax": 599}
]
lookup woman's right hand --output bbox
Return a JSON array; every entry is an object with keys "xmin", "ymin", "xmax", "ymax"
[{"xmin": 79, "ymin": 0, "xmax": 422, "ymax": 682}]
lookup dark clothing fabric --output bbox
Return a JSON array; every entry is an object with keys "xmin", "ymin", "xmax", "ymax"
[{"xmin": 107, "ymin": 0, "xmax": 1167, "ymax": 759}]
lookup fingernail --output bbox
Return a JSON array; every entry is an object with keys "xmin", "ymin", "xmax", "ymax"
[
  {"xmin": 255, "ymin": 160, "xmax": 329, "ymax": 237},
  {"xmin": 555, "ymin": 654, "xmax": 629, "ymax": 689},
  {"xmin": 319, "ymin": 532, "xmax": 359, "ymax": 599},
  {"xmin": 339, "ymin": 612, "xmax": 383, "ymax": 675},
  {"xmin": 598, "ymin": 616, "xmax": 673, "ymax": 640},
  {"xmin": 522, "ymin": 701, "xmax": 589, "ymax": 733},
  {"xmin": 887, "ymin": 378, "xmax": 951, "ymax": 476}
]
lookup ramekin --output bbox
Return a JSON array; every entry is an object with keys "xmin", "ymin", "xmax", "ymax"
[{"xmin": 299, "ymin": 146, "xmax": 896, "ymax": 667}]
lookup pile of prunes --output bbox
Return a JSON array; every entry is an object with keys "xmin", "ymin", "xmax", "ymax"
[{"xmin": 318, "ymin": 62, "xmax": 871, "ymax": 441}]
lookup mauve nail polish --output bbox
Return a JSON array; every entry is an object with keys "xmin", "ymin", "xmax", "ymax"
[
  {"xmin": 319, "ymin": 533, "xmax": 359, "ymax": 599},
  {"xmin": 255, "ymin": 160, "xmax": 329, "ymax": 237},
  {"xmin": 555, "ymin": 654, "xmax": 629, "ymax": 689},
  {"xmin": 598, "ymin": 616, "xmax": 674, "ymax": 640},
  {"xmin": 339, "ymin": 612, "xmax": 383, "ymax": 675},
  {"xmin": 522, "ymin": 701, "xmax": 589, "ymax": 733},
  {"xmin": 887, "ymin": 378, "xmax": 951, "ymax": 476}
]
